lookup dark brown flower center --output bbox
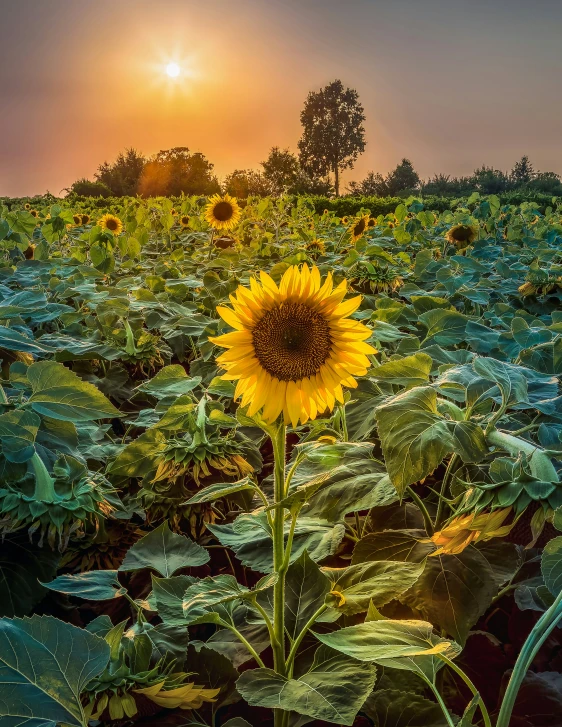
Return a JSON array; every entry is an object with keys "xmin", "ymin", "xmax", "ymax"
[
  {"xmin": 252, "ymin": 302, "xmax": 332, "ymax": 381},
  {"xmin": 452, "ymin": 225, "xmax": 471, "ymax": 242},
  {"xmin": 105, "ymin": 218, "xmax": 119, "ymax": 231},
  {"xmin": 353, "ymin": 219, "xmax": 366, "ymax": 236},
  {"xmin": 213, "ymin": 201, "xmax": 234, "ymax": 222}
]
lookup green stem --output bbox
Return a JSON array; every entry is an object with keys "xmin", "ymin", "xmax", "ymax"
[
  {"xmin": 487, "ymin": 429, "xmax": 558, "ymax": 482},
  {"xmin": 30, "ymin": 453, "xmax": 56, "ymax": 503},
  {"xmin": 406, "ymin": 486, "xmax": 434, "ymax": 536},
  {"xmin": 251, "ymin": 598, "xmax": 277, "ymax": 648},
  {"xmin": 496, "ymin": 590, "xmax": 562, "ymax": 727},
  {"xmin": 218, "ymin": 619, "xmax": 266, "ymax": 668},
  {"xmin": 439, "ymin": 655, "xmax": 492, "ymax": 727},
  {"xmin": 272, "ymin": 423, "xmax": 287, "ymax": 678},
  {"xmin": 285, "ymin": 604, "xmax": 328, "ymax": 677},
  {"xmin": 281, "ymin": 509, "xmax": 299, "ymax": 572},
  {"xmin": 435, "ymin": 454, "xmax": 459, "ymax": 531},
  {"xmin": 421, "ymin": 676, "xmax": 455, "ymax": 727}
]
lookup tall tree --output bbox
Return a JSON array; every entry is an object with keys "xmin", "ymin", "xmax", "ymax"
[
  {"xmin": 261, "ymin": 147, "xmax": 332, "ymax": 195},
  {"xmin": 298, "ymin": 80, "xmax": 366, "ymax": 197},
  {"xmin": 385, "ymin": 159, "xmax": 420, "ymax": 196},
  {"xmin": 510, "ymin": 156, "xmax": 535, "ymax": 186},
  {"xmin": 137, "ymin": 147, "xmax": 220, "ymax": 197},
  {"xmin": 95, "ymin": 148, "xmax": 146, "ymax": 196}
]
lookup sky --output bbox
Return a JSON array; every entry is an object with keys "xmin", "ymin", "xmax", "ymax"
[{"xmin": 1, "ymin": 0, "xmax": 562, "ymax": 197}]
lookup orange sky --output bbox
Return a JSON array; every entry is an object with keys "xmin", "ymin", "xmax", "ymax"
[{"xmin": 2, "ymin": 0, "xmax": 562, "ymax": 197}]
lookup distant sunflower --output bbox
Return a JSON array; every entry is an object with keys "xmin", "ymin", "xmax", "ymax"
[
  {"xmin": 211, "ymin": 264, "xmax": 377, "ymax": 427},
  {"xmin": 351, "ymin": 215, "xmax": 369, "ymax": 242},
  {"xmin": 81, "ymin": 214, "xmax": 90, "ymax": 225},
  {"xmin": 367, "ymin": 217, "xmax": 376, "ymax": 227},
  {"xmin": 24, "ymin": 203, "xmax": 31, "ymax": 210},
  {"xmin": 30, "ymin": 209, "xmax": 38, "ymax": 218},
  {"xmin": 341, "ymin": 216, "xmax": 349, "ymax": 225},
  {"xmin": 72, "ymin": 214, "xmax": 82, "ymax": 225},
  {"xmin": 445, "ymin": 223, "xmax": 477, "ymax": 249},
  {"xmin": 180, "ymin": 214, "xmax": 190, "ymax": 227},
  {"xmin": 204, "ymin": 194, "xmax": 241, "ymax": 231},
  {"xmin": 98, "ymin": 213, "xmax": 123, "ymax": 235},
  {"xmin": 171, "ymin": 208, "xmax": 177, "ymax": 215},
  {"xmin": 306, "ymin": 239, "xmax": 326, "ymax": 255},
  {"xmin": 323, "ymin": 209, "xmax": 330, "ymax": 215}
]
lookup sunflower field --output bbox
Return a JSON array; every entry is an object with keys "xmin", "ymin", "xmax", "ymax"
[{"xmin": 1, "ymin": 191, "xmax": 562, "ymax": 727}]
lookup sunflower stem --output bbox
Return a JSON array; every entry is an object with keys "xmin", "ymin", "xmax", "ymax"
[
  {"xmin": 207, "ymin": 229, "xmax": 215, "ymax": 260},
  {"xmin": 271, "ymin": 421, "xmax": 287, "ymax": 683}
]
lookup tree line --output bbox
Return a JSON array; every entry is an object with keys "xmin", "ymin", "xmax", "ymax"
[{"xmin": 69, "ymin": 80, "xmax": 562, "ymax": 199}]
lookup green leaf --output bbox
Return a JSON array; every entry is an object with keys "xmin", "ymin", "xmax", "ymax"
[
  {"xmin": 41, "ymin": 570, "xmax": 126, "ymax": 600},
  {"xmin": 370, "ymin": 353, "xmax": 433, "ymax": 389},
  {"xmin": 183, "ymin": 574, "xmax": 276, "ymax": 625},
  {"xmin": 314, "ymin": 619, "xmax": 460, "ymax": 682},
  {"xmin": 151, "ymin": 574, "xmax": 196, "ymax": 626},
  {"xmin": 119, "ymin": 520, "xmax": 209, "ymax": 577},
  {"xmin": 323, "ymin": 560, "xmax": 424, "ymax": 614},
  {"xmin": 284, "ymin": 551, "xmax": 332, "ymax": 640},
  {"xmin": 375, "ymin": 386, "xmax": 456, "ymax": 496},
  {"xmin": 236, "ymin": 645, "xmax": 377, "ymax": 725},
  {"xmin": 419, "ymin": 309, "xmax": 468, "ymax": 346},
  {"xmin": 185, "ymin": 477, "xmax": 256, "ymax": 505},
  {"xmin": 363, "ymin": 689, "xmax": 450, "ymax": 727},
  {"xmin": 0, "ymin": 614, "xmax": 109, "ymax": 727},
  {"xmin": 108, "ymin": 428, "xmax": 166, "ymax": 478},
  {"xmin": 0, "ymin": 325, "xmax": 55, "ymax": 355},
  {"xmin": 136, "ymin": 365, "xmax": 201, "ymax": 399},
  {"xmin": 0, "ymin": 409, "xmax": 40, "ymax": 462},
  {"xmin": 26, "ymin": 361, "xmax": 121, "ymax": 422},
  {"xmin": 542, "ymin": 536, "xmax": 562, "ymax": 597},
  {"xmin": 472, "ymin": 356, "xmax": 528, "ymax": 408}
]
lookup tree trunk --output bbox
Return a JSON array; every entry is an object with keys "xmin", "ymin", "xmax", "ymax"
[{"xmin": 334, "ymin": 165, "xmax": 340, "ymax": 197}]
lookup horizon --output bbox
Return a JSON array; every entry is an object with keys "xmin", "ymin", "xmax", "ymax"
[{"xmin": 2, "ymin": 0, "xmax": 562, "ymax": 196}]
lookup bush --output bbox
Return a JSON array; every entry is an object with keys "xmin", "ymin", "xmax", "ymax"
[{"xmin": 68, "ymin": 179, "xmax": 112, "ymax": 198}]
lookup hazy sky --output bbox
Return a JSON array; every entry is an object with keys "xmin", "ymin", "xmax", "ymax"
[{"xmin": 1, "ymin": 0, "xmax": 562, "ymax": 196}]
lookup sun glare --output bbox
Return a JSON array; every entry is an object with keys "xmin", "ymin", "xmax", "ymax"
[{"xmin": 166, "ymin": 62, "xmax": 180, "ymax": 78}]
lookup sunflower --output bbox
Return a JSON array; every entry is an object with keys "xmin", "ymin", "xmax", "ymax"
[
  {"xmin": 211, "ymin": 264, "xmax": 377, "ymax": 427},
  {"xmin": 341, "ymin": 216, "xmax": 349, "ymax": 225},
  {"xmin": 429, "ymin": 508, "xmax": 513, "ymax": 556},
  {"xmin": 24, "ymin": 203, "xmax": 31, "ymax": 210},
  {"xmin": 323, "ymin": 209, "xmax": 330, "ymax": 215},
  {"xmin": 351, "ymin": 215, "xmax": 369, "ymax": 242},
  {"xmin": 81, "ymin": 214, "xmax": 90, "ymax": 225},
  {"xmin": 171, "ymin": 208, "xmax": 177, "ymax": 215},
  {"xmin": 367, "ymin": 217, "xmax": 376, "ymax": 227},
  {"xmin": 204, "ymin": 194, "xmax": 241, "ymax": 231},
  {"xmin": 180, "ymin": 214, "xmax": 190, "ymax": 227},
  {"xmin": 30, "ymin": 209, "xmax": 38, "ymax": 218},
  {"xmin": 306, "ymin": 239, "xmax": 326, "ymax": 255},
  {"xmin": 445, "ymin": 223, "xmax": 477, "ymax": 249},
  {"xmin": 98, "ymin": 213, "xmax": 123, "ymax": 235},
  {"xmin": 72, "ymin": 214, "xmax": 82, "ymax": 225}
]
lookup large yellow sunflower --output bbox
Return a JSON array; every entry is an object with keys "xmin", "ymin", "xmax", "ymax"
[
  {"xmin": 210, "ymin": 264, "xmax": 377, "ymax": 427},
  {"xmin": 445, "ymin": 223, "xmax": 477, "ymax": 248},
  {"xmin": 98, "ymin": 213, "xmax": 123, "ymax": 235},
  {"xmin": 204, "ymin": 194, "xmax": 241, "ymax": 231}
]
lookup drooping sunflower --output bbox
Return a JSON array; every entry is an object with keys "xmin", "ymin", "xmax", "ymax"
[
  {"xmin": 180, "ymin": 214, "xmax": 190, "ymax": 227},
  {"xmin": 445, "ymin": 223, "xmax": 477, "ymax": 249},
  {"xmin": 204, "ymin": 194, "xmax": 241, "ymax": 231},
  {"xmin": 98, "ymin": 213, "xmax": 123, "ymax": 235},
  {"xmin": 211, "ymin": 264, "xmax": 377, "ymax": 427},
  {"xmin": 429, "ymin": 507, "xmax": 513, "ymax": 556},
  {"xmin": 306, "ymin": 239, "xmax": 326, "ymax": 255},
  {"xmin": 351, "ymin": 215, "xmax": 369, "ymax": 242},
  {"xmin": 81, "ymin": 213, "xmax": 90, "ymax": 225}
]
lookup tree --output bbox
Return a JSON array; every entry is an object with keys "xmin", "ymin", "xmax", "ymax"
[
  {"xmin": 298, "ymin": 80, "xmax": 366, "ymax": 197},
  {"xmin": 529, "ymin": 171, "xmax": 562, "ymax": 195},
  {"xmin": 510, "ymin": 156, "xmax": 535, "ymax": 186},
  {"xmin": 67, "ymin": 178, "xmax": 111, "ymax": 198},
  {"xmin": 347, "ymin": 172, "xmax": 388, "ymax": 196},
  {"xmin": 224, "ymin": 169, "xmax": 272, "ymax": 198},
  {"xmin": 261, "ymin": 147, "xmax": 333, "ymax": 196},
  {"xmin": 385, "ymin": 158, "xmax": 420, "ymax": 196},
  {"xmin": 95, "ymin": 148, "xmax": 146, "ymax": 196},
  {"xmin": 137, "ymin": 147, "xmax": 220, "ymax": 197},
  {"xmin": 470, "ymin": 166, "xmax": 509, "ymax": 194}
]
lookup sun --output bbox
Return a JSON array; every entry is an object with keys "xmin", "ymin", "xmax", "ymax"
[{"xmin": 165, "ymin": 62, "xmax": 180, "ymax": 78}]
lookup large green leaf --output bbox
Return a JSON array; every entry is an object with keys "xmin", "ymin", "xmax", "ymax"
[
  {"xmin": 0, "ymin": 614, "xmax": 109, "ymax": 727},
  {"xmin": 25, "ymin": 361, "xmax": 121, "ymax": 422},
  {"xmin": 119, "ymin": 520, "xmax": 209, "ymax": 577},
  {"xmin": 284, "ymin": 551, "xmax": 332, "ymax": 640},
  {"xmin": 108, "ymin": 428, "xmax": 166, "ymax": 478},
  {"xmin": 370, "ymin": 353, "xmax": 433, "ymax": 389},
  {"xmin": 151, "ymin": 574, "xmax": 196, "ymax": 626},
  {"xmin": 314, "ymin": 619, "xmax": 460, "ymax": 682},
  {"xmin": 362, "ymin": 688, "xmax": 450, "ymax": 727},
  {"xmin": 375, "ymin": 386, "xmax": 455, "ymax": 496},
  {"xmin": 0, "ymin": 409, "xmax": 40, "ymax": 463},
  {"xmin": 136, "ymin": 365, "xmax": 201, "ymax": 399},
  {"xmin": 236, "ymin": 645, "xmax": 377, "ymax": 725},
  {"xmin": 322, "ymin": 560, "xmax": 424, "ymax": 614},
  {"xmin": 0, "ymin": 326, "xmax": 55, "ymax": 355},
  {"xmin": 542, "ymin": 535, "xmax": 562, "ymax": 597},
  {"xmin": 183, "ymin": 573, "xmax": 276, "ymax": 625},
  {"xmin": 41, "ymin": 570, "xmax": 126, "ymax": 600}
]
